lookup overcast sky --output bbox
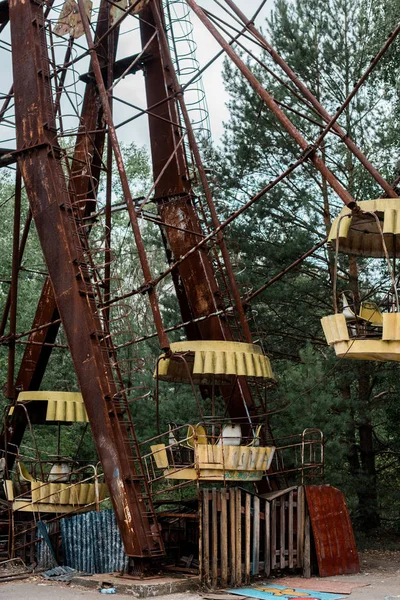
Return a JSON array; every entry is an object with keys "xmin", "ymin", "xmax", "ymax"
[
  {"xmin": 0, "ymin": 1, "xmax": 275, "ymax": 153},
  {"xmin": 113, "ymin": 0, "xmax": 274, "ymax": 149}
]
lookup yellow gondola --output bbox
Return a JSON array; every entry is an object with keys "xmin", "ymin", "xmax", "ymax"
[
  {"xmin": 322, "ymin": 199, "xmax": 400, "ymax": 361},
  {"xmin": 4, "ymin": 392, "xmax": 108, "ymax": 514},
  {"xmin": 148, "ymin": 341, "xmax": 276, "ymax": 482}
]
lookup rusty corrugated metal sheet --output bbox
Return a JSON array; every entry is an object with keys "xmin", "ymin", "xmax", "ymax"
[{"xmin": 305, "ymin": 485, "xmax": 360, "ymax": 577}]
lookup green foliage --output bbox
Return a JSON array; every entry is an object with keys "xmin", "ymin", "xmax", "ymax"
[{"xmin": 216, "ymin": 0, "xmax": 400, "ymax": 534}]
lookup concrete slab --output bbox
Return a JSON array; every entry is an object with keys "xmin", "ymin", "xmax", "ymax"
[{"xmin": 70, "ymin": 572, "xmax": 200, "ymax": 597}]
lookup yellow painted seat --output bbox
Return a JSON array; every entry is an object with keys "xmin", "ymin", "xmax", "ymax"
[
  {"xmin": 18, "ymin": 462, "xmax": 36, "ymax": 483},
  {"xmin": 321, "ymin": 312, "xmax": 400, "ymax": 361},
  {"xmin": 186, "ymin": 424, "xmax": 208, "ymax": 448},
  {"xmin": 359, "ymin": 302, "xmax": 383, "ymax": 326},
  {"xmin": 248, "ymin": 424, "xmax": 262, "ymax": 447}
]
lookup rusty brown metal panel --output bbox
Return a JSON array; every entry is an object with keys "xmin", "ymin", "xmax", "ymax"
[
  {"xmin": 9, "ymin": 0, "xmax": 160, "ymax": 559},
  {"xmin": 305, "ymin": 485, "xmax": 360, "ymax": 576}
]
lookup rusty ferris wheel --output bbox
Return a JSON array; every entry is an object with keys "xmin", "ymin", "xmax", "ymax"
[{"xmin": 0, "ymin": 0, "xmax": 397, "ymax": 584}]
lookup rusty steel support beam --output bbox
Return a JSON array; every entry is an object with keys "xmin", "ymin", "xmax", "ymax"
[
  {"xmin": 14, "ymin": 0, "xmax": 119, "ymax": 397},
  {"xmin": 9, "ymin": 0, "xmax": 161, "ymax": 560},
  {"xmin": 139, "ymin": 4, "xmax": 271, "ymax": 450},
  {"xmin": 0, "ymin": 0, "xmax": 121, "ymax": 474},
  {"xmin": 222, "ymin": 0, "xmax": 397, "ymax": 198},
  {"xmin": 184, "ymin": 0, "xmax": 356, "ymax": 208},
  {"xmin": 77, "ymin": 0, "xmax": 170, "ymax": 351},
  {"xmin": 6, "ymin": 165, "xmax": 21, "ymax": 401},
  {"xmin": 151, "ymin": 0, "xmax": 253, "ymax": 344}
]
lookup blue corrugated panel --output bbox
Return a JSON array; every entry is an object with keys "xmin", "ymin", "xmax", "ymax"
[
  {"xmin": 60, "ymin": 510, "xmax": 128, "ymax": 574},
  {"xmin": 37, "ymin": 521, "xmax": 58, "ymax": 570}
]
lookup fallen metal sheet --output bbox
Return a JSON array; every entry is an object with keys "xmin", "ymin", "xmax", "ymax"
[
  {"xmin": 43, "ymin": 566, "xmax": 77, "ymax": 582},
  {"xmin": 305, "ymin": 486, "xmax": 360, "ymax": 577},
  {"xmin": 272, "ymin": 578, "xmax": 369, "ymax": 594},
  {"xmin": 227, "ymin": 586, "xmax": 345, "ymax": 600}
]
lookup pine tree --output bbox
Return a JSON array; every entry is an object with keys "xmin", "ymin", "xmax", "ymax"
[{"xmin": 218, "ymin": 0, "xmax": 400, "ymax": 531}]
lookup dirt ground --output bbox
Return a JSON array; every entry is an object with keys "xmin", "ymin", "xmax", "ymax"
[{"xmin": 0, "ymin": 551, "xmax": 399, "ymax": 599}]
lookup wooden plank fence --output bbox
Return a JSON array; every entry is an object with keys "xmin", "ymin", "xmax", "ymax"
[{"xmin": 200, "ymin": 486, "xmax": 308, "ymax": 587}]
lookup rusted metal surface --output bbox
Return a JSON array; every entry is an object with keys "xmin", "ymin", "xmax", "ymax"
[
  {"xmin": 151, "ymin": 0, "xmax": 253, "ymax": 344},
  {"xmin": 9, "ymin": 0, "xmax": 162, "ymax": 560},
  {"xmin": 77, "ymin": 0, "xmax": 169, "ymax": 351},
  {"xmin": 1, "ymin": 0, "xmax": 119, "ymax": 471},
  {"xmin": 305, "ymin": 485, "xmax": 360, "ymax": 576},
  {"xmin": 140, "ymin": 3, "xmax": 270, "ymax": 442}
]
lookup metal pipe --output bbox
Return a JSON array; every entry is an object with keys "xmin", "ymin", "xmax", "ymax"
[
  {"xmin": 0, "ymin": 211, "xmax": 32, "ymax": 336},
  {"xmin": 184, "ymin": 0, "xmax": 356, "ymax": 208},
  {"xmin": 245, "ymin": 237, "xmax": 328, "ymax": 303},
  {"xmin": 222, "ymin": 0, "xmax": 398, "ymax": 198},
  {"xmin": 312, "ymin": 22, "xmax": 400, "ymax": 152},
  {"xmin": 6, "ymin": 166, "xmax": 21, "ymax": 400},
  {"xmin": 77, "ymin": 0, "xmax": 170, "ymax": 350}
]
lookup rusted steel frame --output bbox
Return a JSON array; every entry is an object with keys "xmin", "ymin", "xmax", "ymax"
[
  {"xmin": 152, "ymin": 0, "xmax": 253, "ymax": 344},
  {"xmin": 13, "ymin": 0, "xmax": 120, "ymax": 398},
  {"xmin": 102, "ymin": 154, "xmax": 308, "ymax": 307},
  {"xmin": 140, "ymin": 5, "xmax": 190, "ymax": 198},
  {"xmin": 6, "ymin": 165, "xmax": 22, "ymax": 400},
  {"xmin": 107, "ymin": 18, "xmax": 252, "ymax": 134},
  {"xmin": 94, "ymin": 0, "xmax": 144, "ymax": 48},
  {"xmin": 14, "ymin": 340, "xmax": 68, "ymax": 349},
  {"xmin": 245, "ymin": 237, "xmax": 328, "ymax": 303},
  {"xmin": 0, "ymin": 318, "xmax": 62, "ymax": 343},
  {"xmin": 219, "ymin": 0, "xmax": 396, "ymax": 197},
  {"xmin": 184, "ymin": 0, "xmax": 356, "ymax": 208},
  {"xmin": 10, "ymin": 0, "xmax": 160, "ymax": 558},
  {"xmin": 151, "ymin": 154, "xmax": 308, "ymax": 286},
  {"xmin": 114, "ymin": 95, "xmax": 183, "ymax": 129},
  {"xmin": 109, "ymin": 31, "xmax": 157, "ymax": 92},
  {"xmin": 104, "ymin": 30, "xmax": 114, "ymax": 322},
  {"xmin": 78, "ymin": 0, "xmax": 170, "ymax": 351},
  {"xmin": 0, "ymin": 211, "xmax": 32, "ymax": 337}
]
